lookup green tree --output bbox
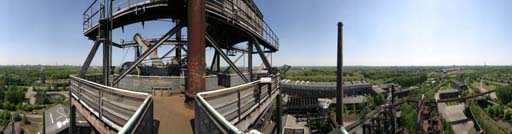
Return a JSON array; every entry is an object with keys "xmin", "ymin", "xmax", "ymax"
[
  {"xmin": 400, "ymin": 104, "xmax": 417, "ymax": 131},
  {"xmin": 22, "ymin": 114, "xmax": 29, "ymax": 124},
  {"xmin": 0, "ymin": 110, "xmax": 10, "ymax": 124},
  {"xmin": 374, "ymin": 94, "xmax": 385, "ymax": 106},
  {"xmin": 496, "ymin": 85, "xmax": 512, "ymax": 104},
  {"xmin": 12, "ymin": 113, "xmax": 21, "ymax": 121}
]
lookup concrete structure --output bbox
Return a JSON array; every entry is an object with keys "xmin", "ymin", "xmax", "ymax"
[
  {"xmin": 282, "ymin": 115, "xmax": 310, "ymax": 134},
  {"xmin": 116, "ymin": 75, "xmax": 218, "ymax": 92},
  {"xmin": 437, "ymin": 103, "xmax": 476, "ymax": 134},
  {"xmin": 217, "ymin": 73, "xmax": 250, "ymax": 87}
]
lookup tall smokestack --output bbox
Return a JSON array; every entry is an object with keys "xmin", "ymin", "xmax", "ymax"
[{"xmin": 336, "ymin": 21, "xmax": 344, "ymax": 125}]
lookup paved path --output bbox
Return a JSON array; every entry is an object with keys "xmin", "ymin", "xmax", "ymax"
[{"xmin": 480, "ymin": 79, "xmax": 497, "ymax": 99}]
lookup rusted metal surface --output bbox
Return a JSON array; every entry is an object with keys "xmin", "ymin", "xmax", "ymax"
[
  {"xmin": 336, "ymin": 21, "xmax": 344, "ymax": 125},
  {"xmin": 186, "ymin": 0, "xmax": 206, "ymax": 99},
  {"xmin": 71, "ymin": 98, "xmax": 114, "ymax": 134}
]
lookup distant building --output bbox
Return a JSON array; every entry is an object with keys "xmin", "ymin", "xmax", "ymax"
[
  {"xmin": 436, "ymin": 67, "xmax": 463, "ymax": 73},
  {"xmin": 281, "ymin": 80, "xmax": 374, "ymax": 98},
  {"xmin": 343, "ymin": 81, "xmax": 373, "ymax": 96},
  {"xmin": 438, "ymin": 90, "xmax": 460, "ymax": 100},
  {"xmin": 450, "ymin": 80, "xmax": 467, "ymax": 90}
]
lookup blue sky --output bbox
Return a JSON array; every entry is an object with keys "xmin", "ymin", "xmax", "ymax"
[{"xmin": 1, "ymin": 0, "xmax": 511, "ymax": 66}]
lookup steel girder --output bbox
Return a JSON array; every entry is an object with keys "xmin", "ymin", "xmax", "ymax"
[
  {"xmin": 112, "ymin": 22, "xmax": 185, "ymax": 85},
  {"xmin": 205, "ymin": 33, "xmax": 249, "ymax": 83}
]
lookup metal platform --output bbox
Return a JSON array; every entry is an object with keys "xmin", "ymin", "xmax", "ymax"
[{"xmin": 83, "ymin": 0, "xmax": 279, "ymax": 52}]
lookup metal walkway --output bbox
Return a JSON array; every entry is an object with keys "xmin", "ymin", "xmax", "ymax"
[
  {"xmin": 195, "ymin": 77, "xmax": 280, "ymax": 133},
  {"xmin": 70, "ymin": 75, "xmax": 153, "ymax": 134}
]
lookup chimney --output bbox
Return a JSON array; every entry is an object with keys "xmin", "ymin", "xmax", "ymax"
[{"xmin": 336, "ymin": 21, "xmax": 344, "ymax": 125}]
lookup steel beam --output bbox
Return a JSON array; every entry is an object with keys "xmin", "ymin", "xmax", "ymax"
[
  {"xmin": 206, "ymin": 33, "xmax": 249, "ymax": 83},
  {"xmin": 223, "ymin": 53, "xmax": 245, "ymax": 73},
  {"xmin": 79, "ymin": 40, "xmax": 101, "ymax": 78},
  {"xmin": 134, "ymin": 33, "xmax": 162, "ymax": 65},
  {"xmin": 252, "ymin": 39, "xmax": 272, "ymax": 74},
  {"xmin": 336, "ymin": 21, "xmax": 344, "ymax": 125},
  {"xmin": 160, "ymin": 46, "xmax": 177, "ymax": 59},
  {"xmin": 176, "ymin": 19, "xmax": 183, "ymax": 68},
  {"xmin": 186, "ymin": 0, "xmax": 206, "ymax": 99},
  {"xmin": 248, "ymin": 42, "xmax": 253, "ymax": 81},
  {"xmin": 113, "ymin": 22, "xmax": 185, "ymax": 85},
  {"xmin": 210, "ymin": 51, "xmax": 219, "ymax": 72}
]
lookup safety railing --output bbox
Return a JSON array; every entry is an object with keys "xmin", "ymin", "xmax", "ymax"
[
  {"xmin": 206, "ymin": 0, "xmax": 279, "ymax": 50},
  {"xmin": 195, "ymin": 77, "xmax": 279, "ymax": 134},
  {"xmin": 83, "ymin": 0, "xmax": 279, "ymax": 50},
  {"xmin": 83, "ymin": 0, "xmax": 105, "ymax": 31},
  {"xmin": 70, "ymin": 75, "xmax": 153, "ymax": 133}
]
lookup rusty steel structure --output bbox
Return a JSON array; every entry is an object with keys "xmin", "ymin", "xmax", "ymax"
[{"xmin": 72, "ymin": 0, "xmax": 280, "ymax": 133}]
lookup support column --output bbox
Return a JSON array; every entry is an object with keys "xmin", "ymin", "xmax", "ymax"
[
  {"xmin": 276, "ymin": 89, "xmax": 282, "ymax": 134},
  {"xmin": 336, "ymin": 21, "xmax": 344, "ymax": 125},
  {"xmin": 216, "ymin": 52, "xmax": 220, "ymax": 72},
  {"xmin": 248, "ymin": 42, "xmax": 253, "ymax": 81},
  {"xmin": 176, "ymin": 19, "xmax": 182, "ymax": 67},
  {"xmin": 186, "ymin": 0, "xmax": 206, "ymax": 100},
  {"xmin": 69, "ymin": 105, "xmax": 76, "ymax": 134}
]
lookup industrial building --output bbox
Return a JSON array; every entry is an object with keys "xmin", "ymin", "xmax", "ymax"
[
  {"xmin": 450, "ymin": 80, "xmax": 468, "ymax": 90},
  {"xmin": 281, "ymin": 79, "xmax": 377, "ymax": 98}
]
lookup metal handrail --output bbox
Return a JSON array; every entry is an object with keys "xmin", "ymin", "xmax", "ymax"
[
  {"xmin": 196, "ymin": 77, "xmax": 279, "ymax": 133},
  {"xmin": 196, "ymin": 81, "xmax": 260, "ymax": 134},
  {"xmin": 118, "ymin": 95, "xmax": 152, "ymax": 133},
  {"xmin": 70, "ymin": 75, "xmax": 152, "ymax": 133}
]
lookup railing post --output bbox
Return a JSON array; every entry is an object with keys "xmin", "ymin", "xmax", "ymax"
[{"xmin": 237, "ymin": 88, "xmax": 241, "ymax": 121}]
